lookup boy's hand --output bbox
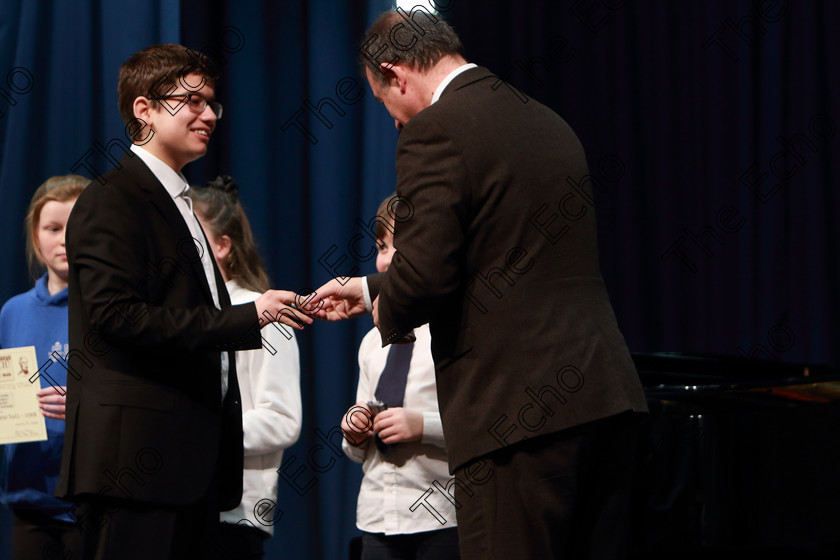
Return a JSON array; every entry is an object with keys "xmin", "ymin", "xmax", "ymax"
[
  {"xmin": 373, "ymin": 408, "xmax": 423, "ymax": 444},
  {"xmin": 255, "ymin": 290, "xmax": 313, "ymax": 329},
  {"xmin": 341, "ymin": 402, "xmax": 374, "ymax": 446}
]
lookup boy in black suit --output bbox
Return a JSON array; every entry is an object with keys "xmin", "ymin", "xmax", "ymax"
[{"xmin": 57, "ymin": 44, "xmax": 308, "ymax": 560}]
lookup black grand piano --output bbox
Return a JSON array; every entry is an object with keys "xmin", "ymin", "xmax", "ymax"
[{"xmin": 632, "ymin": 353, "xmax": 840, "ymax": 559}]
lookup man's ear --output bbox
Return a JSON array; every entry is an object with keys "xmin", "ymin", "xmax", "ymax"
[{"xmin": 379, "ymin": 62, "xmax": 407, "ymax": 93}]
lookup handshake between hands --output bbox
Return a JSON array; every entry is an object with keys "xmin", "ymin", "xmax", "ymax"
[
  {"xmin": 256, "ymin": 278, "xmax": 421, "ymax": 447},
  {"xmin": 254, "ymin": 277, "xmax": 378, "ymax": 329},
  {"xmin": 25, "ymin": 281, "xmax": 363, "ymax": 423}
]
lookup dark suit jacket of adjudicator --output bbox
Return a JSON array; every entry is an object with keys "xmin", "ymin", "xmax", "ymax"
[
  {"xmin": 55, "ymin": 153, "xmax": 261, "ymax": 509},
  {"xmin": 369, "ymin": 67, "xmax": 648, "ymax": 471}
]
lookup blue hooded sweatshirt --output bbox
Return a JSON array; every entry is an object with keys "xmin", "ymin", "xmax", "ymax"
[{"xmin": 0, "ymin": 274, "xmax": 73, "ymax": 521}]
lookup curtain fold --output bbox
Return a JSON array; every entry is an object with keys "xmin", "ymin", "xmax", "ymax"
[{"xmin": 446, "ymin": 0, "xmax": 839, "ymax": 367}]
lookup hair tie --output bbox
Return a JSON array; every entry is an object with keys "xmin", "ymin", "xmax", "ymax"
[{"xmin": 206, "ymin": 175, "xmax": 238, "ymax": 200}]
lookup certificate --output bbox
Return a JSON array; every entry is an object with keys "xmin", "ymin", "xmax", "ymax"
[{"xmin": 0, "ymin": 346, "xmax": 48, "ymax": 444}]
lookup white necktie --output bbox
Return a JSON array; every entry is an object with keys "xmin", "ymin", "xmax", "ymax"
[{"xmin": 178, "ymin": 186, "xmax": 230, "ymax": 401}]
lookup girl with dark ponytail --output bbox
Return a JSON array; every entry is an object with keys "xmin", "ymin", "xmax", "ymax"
[
  {"xmin": 191, "ymin": 175, "xmax": 270, "ymax": 293},
  {"xmin": 192, "ymin": 176, "xmax": 301, "ymax": 557}
]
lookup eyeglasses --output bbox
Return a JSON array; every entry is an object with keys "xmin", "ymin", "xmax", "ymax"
[{"xmin": 149, "ymin": 93, "xmax": 223, "ymax": 119}]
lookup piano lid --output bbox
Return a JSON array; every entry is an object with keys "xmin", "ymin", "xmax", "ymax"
[{"xmin": 633, "ymin": 352, "xmax": 840, "ymax": 402}]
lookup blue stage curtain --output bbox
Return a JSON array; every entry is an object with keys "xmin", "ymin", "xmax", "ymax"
[
  {"xmin": 1, "ymin": 1, "xmax": 839, "ymax": 559},
  {"xmin": 0, "ymin": 0, "xmax": 180, "ymax": 297},
  {"xmin": 445, "ymin": 0, "xmax": 839, "ymax": 368}
]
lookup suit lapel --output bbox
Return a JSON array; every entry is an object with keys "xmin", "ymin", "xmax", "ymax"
[
  {"xmin": 214, "ymin": 258, "xmax": 230, "ymax": 308},
  {"xmin": 117, "ymin": 152, "xmax": 216, "ymax": 305}
]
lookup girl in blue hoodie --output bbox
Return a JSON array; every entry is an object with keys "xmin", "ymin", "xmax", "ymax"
[{"xmin": 0, "ymin": 175, "xmax": 88, "ymax": 559}]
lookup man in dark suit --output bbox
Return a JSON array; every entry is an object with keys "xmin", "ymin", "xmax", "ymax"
[
  {"xmin": 56, "ymin": 44, "xmax": 308, "ymax": 560},
  {"xmin": 314, "ymin": 11, "xmax": 647, "ymax": 559}
]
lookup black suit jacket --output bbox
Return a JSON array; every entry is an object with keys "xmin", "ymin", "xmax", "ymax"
[
  {"xmin": 55, "ymin": 152, "xmax": 261, "ymax": 508},
  {"xmin": 370, "ymin": 67, "xmax": 647, "ymax": 470}
]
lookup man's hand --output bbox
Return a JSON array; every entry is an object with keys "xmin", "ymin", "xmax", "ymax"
[
  {"xmin": 310, "ymin": 277, "xmax": 368, "ymax": 321},
  {"xmin": 255, "ymin": 290, "xmax": 313, "ymax": 329},
  {"xmin": 373, "ymin": 407, "xmax": 423, "ymax": 444},
  {"xmin": 341, "ymin": 402, "xmax": 375, "ymax": 446},
  {"xmin": 37, "ymin": 385, "xmax": 67, "ymax": 420}
]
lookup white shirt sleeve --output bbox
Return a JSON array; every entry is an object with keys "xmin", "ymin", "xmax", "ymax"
[
  {"xmin": 420, "ymin": 411, "xmax": 446, "ymax": 448},
  {"xmin": 241, "ymin": 320, "xmax": 302, "ymax": 456},
  {"xmin": 362, "ymin": 276, "xmax": 373, "ymax": 312}
]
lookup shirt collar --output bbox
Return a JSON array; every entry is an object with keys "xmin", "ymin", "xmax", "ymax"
[
  {"xmin": 431, "ymin": 63, "xmax": 477, "ymax": 104},
  {"xmin": 130, "ymin": 144, "xmax": 190, "ymax": 200}
]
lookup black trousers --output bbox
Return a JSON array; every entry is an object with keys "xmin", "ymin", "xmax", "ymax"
[
  {"xmin": 361, "ymin": 527, "xmax": 461, "ymax": 560},
  {"xmin": 216, "ymin": 522, "xmax": 269, "ymax": 560},
  {"xmin": 71, "ymin": 462, "xmax": 226, "ymax": 560},
  {"xmin": 72, "ymin": 495, "xmax": 223, "ymax": 560},
  {"xmin": 12, "ymin": 510, "xmax": 83, "ymax": 560},
  {"xmin": 454, "ymin": 412, "xmax": 642, "ymax": 560}
]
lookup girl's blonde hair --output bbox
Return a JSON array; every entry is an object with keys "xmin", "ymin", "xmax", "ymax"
[{"xmin": 25, "ymin": 175, "xmax": 88, "ymax": 279}]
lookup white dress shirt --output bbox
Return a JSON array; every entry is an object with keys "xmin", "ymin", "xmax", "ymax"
[
  {"xmin": 431, "ymin": 62, "xmax": 477, "ymax": 104},
  {"xmin": 342, "ymin": 324, "xmax": 457, "ymax": 534}
]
